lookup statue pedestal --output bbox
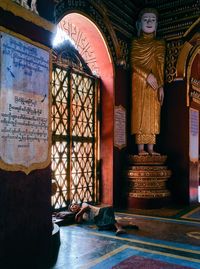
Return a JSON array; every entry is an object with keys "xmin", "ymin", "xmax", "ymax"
[{"xmin": 127, "ymin": 155, "xmax": 171, "ymax": 209}]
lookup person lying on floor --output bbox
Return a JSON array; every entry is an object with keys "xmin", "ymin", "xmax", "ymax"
[{"xmin": 69, "ymin": 203, "xmax": 139, "ymax": 235}]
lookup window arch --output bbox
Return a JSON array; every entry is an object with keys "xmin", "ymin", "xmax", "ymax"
[
  {"xmin": 53, "ymin": 12, "xmax": 115, "ymax": 206},
  {"xmin": 51, "ymin": 40, "xmax": 100, "ymax": 209}
]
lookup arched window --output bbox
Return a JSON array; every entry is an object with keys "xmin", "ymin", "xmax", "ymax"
[{"xmin": 51, "ymin": 40, "xmax": 100, "ymax": 209}]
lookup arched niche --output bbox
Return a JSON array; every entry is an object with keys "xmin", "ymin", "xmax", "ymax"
[
  {"xmin": 176, "ymin": 15, "xmax": 200, "ymax": 107},
  {"xmin": 176, "ymin": 17, "xmax": 200, "ymax": 83},
  {"xmin": 56, "ymin": 13, "xmax": 115, "ymax": 205},
  {"xmin": 175, "ymin": 18, "xmax": 200, "ymax": 203}
]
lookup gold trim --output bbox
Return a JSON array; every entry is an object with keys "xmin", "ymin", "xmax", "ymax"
[
  {"xmin": 116, "ymin": 212, "xmax": 200, "ymax": 224},
  {"xmin": 181, "ymin": 206, "xmax": 200, "ymax": 220},
  {"xmin": 0, "ymin": 28, "xmax": 52, "ymax": 174},
  {"xmin": 187, "ymin": 45, "xmax": 200, "ymax": 106},
  {"xmin": 0, "ymin": 0, "xmax": 56, "ymax": 33},
  {"xmin": 187, "ymin": 231, "xmax": 200, "ymax": 240},
  {"xmin": 88, "ymin": 232, "xmax": 200, "ymax": 255},
  {"xmin": 192, "ymin": 97, "xmax": 200, "ymax": 105},
  {"xmin": 128, "ymin": 191, "xmax": 170, "ymax": 199},
  {"xmin": 79, "ymin": 245, "xmax": 128, "ymax": 269},
  {"xmin": 95, "ymin": 79, "xmax": 101, "ymax": 203},
  {"xmin": 88, "ymin": 1, "xmax": 121, "ymax": 60},
  {"xmin": 176, "ymin": 32, "xmax": 200, "ymax": 83},
  {"xmin": 176, "ymin": 41, "xmax": 193, "ymax": 79},
  {"xmin": 0, "ymin": 26, "xmax": 52, "ymax": 51},
  {"xmin": 165, "ymin": 35, "xmax": 184, "ymax": 41},
  {"xmin": 129, "ymin": 155, "xmax": 167, "ymax": 165},
  {"xmin": 191, "ymin": 84, "xmax": 200, "ymax": 93},
  {"xmin": 80, "ymin": 242, "xmax": 200, "ymax": 269},
  {"xmin": 184, "ymin": 17, "xmax": 200, "ymax": 37}
]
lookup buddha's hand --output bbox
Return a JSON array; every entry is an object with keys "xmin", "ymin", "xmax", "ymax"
[
  {"xmin": 147, "ymin": 73, "xmax": 158, "ymax": 90},
  {"xmin": 158, "ymin": 86, "xmax": 164, "ymax": 105}
]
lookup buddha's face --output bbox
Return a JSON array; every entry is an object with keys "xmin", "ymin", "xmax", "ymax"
[{"xmin": 141, "ymin": 13, "xmax": 157, "ymax": 34}]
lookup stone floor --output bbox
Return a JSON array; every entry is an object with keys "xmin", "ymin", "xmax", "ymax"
[{"xmin": 50, "ymin": 207, "xmax": 200, "ymax": 269}]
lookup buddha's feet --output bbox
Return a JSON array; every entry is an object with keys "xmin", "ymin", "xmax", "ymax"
[
  {"xmin": 148, "ymin": 150, "xmax": 160, "ymax": 156},
  {"xmin": 138, "ymin": 150, "xmax": 149, "ymax": 156}
]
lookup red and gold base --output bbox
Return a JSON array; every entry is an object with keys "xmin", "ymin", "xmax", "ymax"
[{"xmin": 127, "ymin": 155, "xmax": 171, "ymax": 209}]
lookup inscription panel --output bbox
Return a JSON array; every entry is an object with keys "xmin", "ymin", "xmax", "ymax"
[
  {"xmin": 114, "ymin": 105, "xmax": 126, "ymax": 149},
  {"xmin": 189, "ymin": 108, "xmax": 199, "ymax": 162},
  {"xmin": 0, "ymin": 31, "xmax": 51, "ymax": 174}
]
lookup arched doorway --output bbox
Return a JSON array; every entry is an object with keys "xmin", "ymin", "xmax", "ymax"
[{"xmin": 54, "ymin": 13, "xmax": 115, "ymax": 205}]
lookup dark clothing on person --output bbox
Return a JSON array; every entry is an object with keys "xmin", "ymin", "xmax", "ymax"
[{"xmin": 94, "ymin": 207, "xmax": 116, "ymax": 230}]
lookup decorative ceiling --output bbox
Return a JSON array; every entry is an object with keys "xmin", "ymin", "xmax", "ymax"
[
  {"xmin": 11, "ymin": 0, "xmax": 200, "ymax": 41},
  {"xmin": 35, "ymin": 0, "xmax": 200, "ymax": 41}
]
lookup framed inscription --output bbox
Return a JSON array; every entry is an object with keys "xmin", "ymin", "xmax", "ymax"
[
  {"xmin": 0, "ymin": 29, "xmax": 51, "ymax": 174},
  {"xmin": 189, "ymin": 108, "xmax": 199, "ymax": 162},
  {"xmin": 114, "ymin": 105, "xmax": 126, "ymax": 149}
]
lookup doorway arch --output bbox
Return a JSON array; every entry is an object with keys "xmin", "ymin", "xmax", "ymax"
[{"xmin": 56, "ymin": 13, "xmax": 115, "ymax": 205}]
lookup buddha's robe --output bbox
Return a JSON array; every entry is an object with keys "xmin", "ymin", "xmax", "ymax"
[{"xmin": 131, "ymin": 32, "xmax": 165, "ymax": 144}]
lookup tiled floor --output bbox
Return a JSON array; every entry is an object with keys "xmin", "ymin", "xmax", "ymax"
[{"xmin": 50, "ymin": 208, "xmax": 200, "ymax": 269}]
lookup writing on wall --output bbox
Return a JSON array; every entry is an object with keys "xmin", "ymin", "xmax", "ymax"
[
  {"xmin": 189, "ymin": 108, "xmax": 199, "ymax": 162},
  {"xmin": 114, "ymin": 105, "xmax": 126, "ymax": 149},
  {"xmin": 0, "ymin": 32, "xmax": 51, "ymax": 174}
]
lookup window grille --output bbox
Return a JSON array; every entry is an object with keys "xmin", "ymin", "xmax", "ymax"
[{"xmin": 51, "ymin": 65, "xmax": 99, "ymax": 209}]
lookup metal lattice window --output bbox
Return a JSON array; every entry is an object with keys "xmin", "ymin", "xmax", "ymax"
[{"xmin": 51, "ymin": 65, "xmax": 99, "ymax": 209}]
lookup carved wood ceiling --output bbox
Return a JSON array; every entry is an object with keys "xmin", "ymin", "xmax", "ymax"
[{"xmin": 38, "ymin": 0, "xmax": 200, "ymax": 41}]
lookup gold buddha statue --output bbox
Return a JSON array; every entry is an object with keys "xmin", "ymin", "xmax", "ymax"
[{"xmin": 131, "ymin": 8, "xmax": 165, "ymax": 156}]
